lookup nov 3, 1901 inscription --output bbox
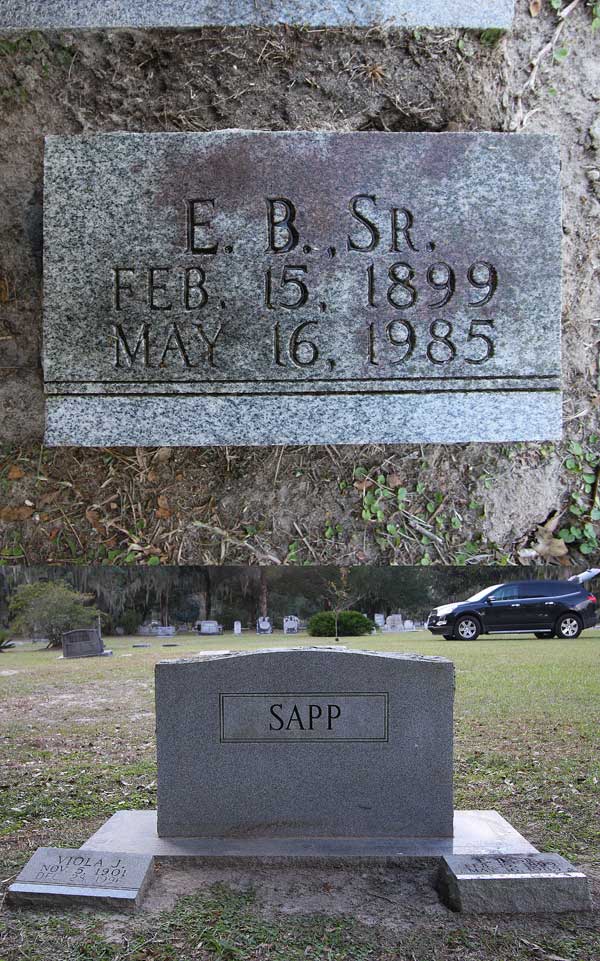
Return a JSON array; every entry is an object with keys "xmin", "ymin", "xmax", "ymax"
[{"xmin": 43, "ymin": 131, "xmax": 561, "ymax": 446}]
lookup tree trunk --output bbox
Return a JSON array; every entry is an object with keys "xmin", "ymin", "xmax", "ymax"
[
  {"xmin": 160, "ymin": 589, "xmax": 169, "ymax": 626},
  {"xmin": 259, "ymin": 568, "xmax": 268, "ymax": 618}
]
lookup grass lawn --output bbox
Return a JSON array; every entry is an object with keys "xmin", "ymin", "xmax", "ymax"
[{"xmin": 0, "ymin": 630, "xmax": 599, "ymax": 960}]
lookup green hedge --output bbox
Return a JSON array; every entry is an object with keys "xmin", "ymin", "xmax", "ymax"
[{"xmin": 308, "ymin": 610, "xmax": 374, "ymax": 637}]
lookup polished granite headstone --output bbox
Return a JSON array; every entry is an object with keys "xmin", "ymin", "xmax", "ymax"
[
  {"xmin": 8, "ymin": 848, "xmax": 154, "ymax": 911},
  {"xmin": 438, "ymin": 853, "xmax": 592, "ymax": 914},
  {"xmin": 43, "ymin": 130, "xmax": 561, "ymax": 446},
  {"xmin": 0, "ymin": 1, "xmax": 515, "ymax": 30},
  {"xmin": 155, "ymin": 648, "xmax": 454, "ymax": 839}
]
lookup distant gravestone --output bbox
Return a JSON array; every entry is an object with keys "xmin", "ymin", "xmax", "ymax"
[
  {"xmin": 404, "ymin": 619, "xmax": 415, "ymax": 631},
  {"xmin": 197, "ymin": 620, "xmax": 222, "ymax": 635},
  {"xmin": 385, "ymin": 614, "xmax": 404, "ymax": 632},
  {"xmin": 42, "ymin": 131, "xmax": 561, "ymax": 447},
  {"xmin": 438, "ymin": 853, "xmax": 592, "ymax": 914},
  {"xmin": 374, "ymin": 614, "xmax": 385, "ymax": 628},
  {"xmin": 154, "ymin": 648, "xmax": 454, "ymax": 839},
  {"xmin": 233, "ymin": 621, "xmax": 242, "ymax": 636},
  {"xmin": 0, "ymin": 1, "xmax": 515, "ymax": 30},
  {"xmin": 283, "ymin": 615, "xmax": 299, "ymax": 635},
  {"xmin": 138, "ymin": 624, "xmax": 176, "ymax": 637},
  {"xmin": 256, "ymin": 617, "xmax": 272, "ymax": 635},
  {"xmin": 62, "ymin": 629, "xmax": 111, "ymax": 659},
  {"xmin": 7, "ymin": 848, "xmax": 154, "ymax": 912}
]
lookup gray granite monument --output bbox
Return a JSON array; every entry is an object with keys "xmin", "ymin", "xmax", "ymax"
[
  {"xmin": 0, "ymin": 1, "xmax": 515, "ymax": 30},
  {"xmin": 7, "ymin": 848, "xmax": 154, "ymax": 911},
  {"xmin": 62, "ymin": 628, "xmax": 111, "ymax": 659},
  {"xmin": 42, "ymin": 131, "xmax": 561, "ymax": 447},
  {"xmin": 197, "ymin": 619, "xmax": 222, "ymax": 635},
  {"xmin": 78, "ymin": 646, "xmax": 592, "ymax": 912},
  {"xmin": 155, "ymin": 648, "xmax": 454, "ymax": 838}
]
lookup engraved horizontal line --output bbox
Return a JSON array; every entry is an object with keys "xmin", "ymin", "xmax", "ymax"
[
  {"xmin": 45, "ymin": 387, "xmax": 562, "ymax": 399},
  {"xmin": 46, "ymin": 375, "xmax": 560, "ymax": 385},
  {"xmin": 455, "ymin": 873, "xmax": 586, "ymax": 881}
]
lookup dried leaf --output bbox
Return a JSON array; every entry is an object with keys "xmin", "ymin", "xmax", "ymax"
[
  {"xmin": 354, "ymin": 477, "xmax": 375, "ymax": 493},
  {"xmin": 156, "ymin": 495, "xmax": 172, "ymax": 519},
  {"xmin": 386, "ymin": 473, "xmax": 403, "ymax": 489},
  {"xmin": 530, "ymin": 525, "xmax": 569, "ymax": 559},
  {"xmin": 153, "ymin": 448, "xmax": 173, "ymax": 463},
  {"xmin": 529, "ymin": 0, "xmax": 541, "ymax": 16},
  {"xmin": 7, "ymin": 465, "xmax": 24, "ymax": 480},
  {"xmin": 0, "ymin": 505, "xmax": 34, "ymax": 521}
]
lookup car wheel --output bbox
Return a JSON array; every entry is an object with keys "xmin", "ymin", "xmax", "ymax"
[
  {"xmin": 555, "ymin": 614, "xmax": 582, "ymax": 639},
  {"xmin": 454, "ymin": 616, "xmax": 480, "ymax": 641},
  {"xmin": 534, "ymin": 632, "xmax": 554, "ymax": 639}
]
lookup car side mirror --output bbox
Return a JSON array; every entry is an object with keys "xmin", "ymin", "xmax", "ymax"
[{"xmin": 487, "ymin": 596, "xmax": 495, "ymax": 603}]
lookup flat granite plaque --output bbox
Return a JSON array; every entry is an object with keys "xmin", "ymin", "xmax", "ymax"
[
  {"xmin": 43, "ymin": 130, "xmax": 561, "ymax": 447},
  {"xmin": 155, "ymin": 648, "xmax": 454, "ymax": 839},
  {"xmin": 438, "ymin": 853, "xmax": 592, "ymax": 914},
  {"xmin": 8, "ymin": 847, "xmax": 154, "ymax": 911},
  {"xmin": 0, "ymin": 1, "xmax": 515, "ymax": 30}
]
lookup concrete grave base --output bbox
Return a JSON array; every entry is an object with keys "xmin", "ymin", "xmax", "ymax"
[{"xmin": 82, "ymin": 810, "xmax": 536, "ymax": 864}]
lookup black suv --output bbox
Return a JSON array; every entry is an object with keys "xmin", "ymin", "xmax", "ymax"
[{"xmin": 427, "ymin": 572, "xmax": 598, "ymax": 641}]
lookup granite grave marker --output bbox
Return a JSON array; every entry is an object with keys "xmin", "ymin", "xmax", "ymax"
[
  {"xmin": 0, "ymin": 1, "xmax": 515, "ymax": 31},
  {"xmin": 43, "ymin": 131, "xmax": 561, "ymax": 446},
  {"xmin": 8, "ymin": 848, "xmax": 154, "ymax": 911},
  {"xmin": 62, "ymin": 628, "xmax": 111, "ymax": 659},
  {"xmin": 438, "ymin": 853, "xmax": 592, "ymax": 914},
  {"xmin": 154, "ymin": 648, "xmax": 454, "ymax": 838}
]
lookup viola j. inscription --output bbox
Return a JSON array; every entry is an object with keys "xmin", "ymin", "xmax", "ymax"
[
  {"xmin": 43, "ymin": 131, "xmax": 562, "ymax": 445},
  {"xmin": 219, "ymin": 693, "xmax": 389, "ymax": 742}
]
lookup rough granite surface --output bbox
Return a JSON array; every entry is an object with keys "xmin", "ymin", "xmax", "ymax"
[
  {"xmin": 42, "ymin": 130, "xmax": 561, "ymax": 446},
  {"xmin": 7, "ymin": 848, "xmax": 154, "ymax": 911},
  {"xmin": 438, "ymin": 853, "xmax": 593, "ymax": 914},
  {"xmin": 154, "ymin": 648, "xmax": 454, "ymax": 839},
  {"xmin": 0, "ymin": 1, "xmax": 515, "ymax": 30}
]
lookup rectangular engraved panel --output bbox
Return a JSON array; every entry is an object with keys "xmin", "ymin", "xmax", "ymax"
[
  {"xmin": 0, "ymin": 2, "xmax": 515, "ymax": 30},
  {"xmin": 220, "ymin": 693, "xmax": 389, "ymax": 742},
  {"xmin": 43, "ymin": 131, "xmax": 561, "ymax": 446}
]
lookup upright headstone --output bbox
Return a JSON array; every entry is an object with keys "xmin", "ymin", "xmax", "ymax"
[
  {"xmin": 62, "ymin": 629, "xmax": 111, "ymax": 659},
  {"xmin": 0, "ymin": 1, "xmax": 516, "ymax": 30},
  {"xmin": 155, "ymin": 648, "xmax": 454, "ymax": 839},
  {"xmin": 256, "ymin": 617, "xmax": 272, "ymax": 635},
  {"xmin": 385, "ymin": 614, "xmax": 404, "ymax": 632},
  {"xmin": 404, "ymin": 619, "xmax": 415, "ymax": 631},
  {"xmin": 43, "ymin": 131, "xmax": 561, "ymax": 447},
  {"xmin": 197, "ymin": 620, "xmax": 222, "ymax": 635},
  {"xmin": 283, "ymin": 615, "xmax": 299, "ymax": 634},
  {"xmin": 7, "ymin": 848, "xmax": 154, "ymax": 912},
  {"xmin": 233, "ymin": 621, "xmax": 242, "ymax": 636},
  {"xmin": 374, "ymin": 613, "xmax": 385, "ymax": 628}
]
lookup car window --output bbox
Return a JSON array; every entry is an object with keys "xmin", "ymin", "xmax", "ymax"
[
  {"xmin": 518, "ymin": 582, "xmax": 547, "ymax": 598},
  {"xmin": 490, "ymin": 583, "xmax": 519, "ymax": 600}
]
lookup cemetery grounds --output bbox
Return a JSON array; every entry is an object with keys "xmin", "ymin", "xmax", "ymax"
[{"xmin": 0, "ymin": 630, "xmax": 599, "ymax": 961}]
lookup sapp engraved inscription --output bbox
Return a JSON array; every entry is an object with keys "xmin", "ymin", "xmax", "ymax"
[{"xmin": 219, "ymin": 693, "xmax": 389, "ymax": 743}]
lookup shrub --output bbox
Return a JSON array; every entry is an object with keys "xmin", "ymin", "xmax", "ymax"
[{"xmin": 308, "ymin": 610, "xmax": 373, "ymax": 637}]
